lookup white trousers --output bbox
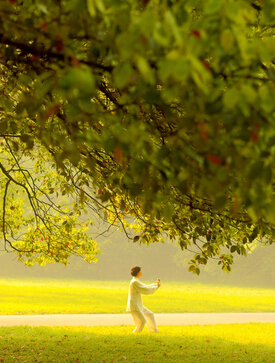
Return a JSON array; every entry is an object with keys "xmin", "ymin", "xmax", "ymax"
[{"xmin": 131, "ymin": 307, "xmax": 158, "ymax": 333}]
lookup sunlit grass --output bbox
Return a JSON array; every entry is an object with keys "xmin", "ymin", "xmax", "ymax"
[
  {"xmin": 0, "ymin": 278, "xmax": 275, "ymax": 315},
  {"xmin": 0, "ymin": 324, "xmax": 275, "ymax": 362}
]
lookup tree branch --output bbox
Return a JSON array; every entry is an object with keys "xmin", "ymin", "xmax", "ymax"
[{"xmin": 0, "ymin": 34, "xmax": 114, "ymax": 73}]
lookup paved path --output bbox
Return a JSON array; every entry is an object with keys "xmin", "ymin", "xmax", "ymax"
[{"xmin": 1, "ymin": 313, "xmax": 275, "ymax": 327}]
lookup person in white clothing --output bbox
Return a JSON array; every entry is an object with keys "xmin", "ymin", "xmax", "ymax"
[{"xmin": 126, "ymin": 265, "xmax": 161, "ymax": 333}]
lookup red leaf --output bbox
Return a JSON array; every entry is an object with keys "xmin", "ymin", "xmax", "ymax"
[
  {"xmin": 202, "ymin": 60, "xmax": 211, "ymax": 71},
  {"xmin": 45, "ymin": 104, "xmax": 61, "ymax": 119},
  {"xmin": 251, "ymin": 122, "xmax": 260, "ymax": 142},
  {"xmin": 253, "ymin": 121, "xmax": 260, "ymax": 130},
  {"xmin": 207, "ymin": 154, "xmax": 222, "ymax": 165},
  {"xmin": 114, "ymin": 147, "xmax": 123, "ymax": 163},
  {"xmin": 56, "ymin": 41, "xmax": 63, "ymax": 53},
  {"xmin": 190, "ymin": 30, "xmax": 201, "ymax": 39},
  {"xmin": 251, "ymin": 131, "xmax": 258, "ymax": 142},
  {"xmin": 41, "ymin": 22, "xmax": 47, "ymax": 32},
  {"xmin": 199, "ymin": 122, "xmax": 208, "ymax": 140},
  {"xmin": 71, "ymin": 56, "xmax": 80, "ymax": 67}
]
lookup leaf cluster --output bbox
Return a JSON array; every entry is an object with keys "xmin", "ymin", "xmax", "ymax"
[{"xmin": 1, "ymin": 0, "xmax": 275, "ymax": 272}]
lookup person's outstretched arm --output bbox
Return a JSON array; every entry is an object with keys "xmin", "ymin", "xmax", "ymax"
[{"xmin": 133, "ymin": 279, "xmax": 161, "ymax": 295}]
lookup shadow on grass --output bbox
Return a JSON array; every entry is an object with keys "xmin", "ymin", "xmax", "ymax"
[{"xmin": 0, "ymin": 324, "xmax": 275, "ymax": 362}]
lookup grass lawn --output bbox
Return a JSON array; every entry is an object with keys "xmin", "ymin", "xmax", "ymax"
[
  {"xmin": 0, "ymin": 324, "xmax": 275, "ymax": 362},
  {"xmin": 0, "ymin": 278, "xmax": 275, "ymax": 314}
]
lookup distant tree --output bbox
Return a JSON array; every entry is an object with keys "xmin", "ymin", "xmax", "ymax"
[{"xmin": 0, "ymin": 0, "xmax": 274, "ymax": 273}]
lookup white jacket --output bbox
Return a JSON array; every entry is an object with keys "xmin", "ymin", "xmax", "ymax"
[{"xmin": 126, "ymin": 277, "xmax": 159, "ymax": 312}]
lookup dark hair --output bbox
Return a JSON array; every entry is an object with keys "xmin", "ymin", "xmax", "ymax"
[{"xmin": 130, "ymin": 266, "xmax": 141, "ymax": 277}]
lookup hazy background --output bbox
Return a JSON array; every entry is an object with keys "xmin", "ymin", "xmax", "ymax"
[{"xmin": 0, "ymin": 229, "xmax": 274, "ymax": 288}]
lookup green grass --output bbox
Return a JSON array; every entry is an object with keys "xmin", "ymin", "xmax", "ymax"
[
  {"xmin": 0, "ymin": 278, "xmax": 275, "ymax": 315},
  {"xmin": 0, "ymin": 324, "xmax": 275, "ymax": 362}
]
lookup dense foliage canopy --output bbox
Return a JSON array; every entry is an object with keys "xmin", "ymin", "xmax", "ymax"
[{"xmin": 0, "ymin": 0, "xmax": 274, "ymax": 273}]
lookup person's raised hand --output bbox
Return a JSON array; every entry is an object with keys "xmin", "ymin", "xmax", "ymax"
[{"xmin": 157, "ymin": 278, "xmax": 161, "ymax": 287}]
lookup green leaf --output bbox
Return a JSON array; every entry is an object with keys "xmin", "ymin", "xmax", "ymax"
[
  {"xmin": 241, "ymin": 85, "xmax": 257, "ymax": 104},
  {"xmin": 248, "ymin": 161, "xmax": 263, "ymax": 180},
  {"xmin": 94, "ymin": 0, "xmax": 105, "ymax": 13},
  {"xmin": 60, "ymin": 67, "xmax": 95, "ymax": 99},
  {"xmin": 69, "ymin": 151, "xmax": 81, "ymax": 167},
  {"xmin": 15, "ymin": 102, "xmax": 27, "ymax": 115},
  {"xmin": 220, "ymin": 29, "xmax": 235, "ymax": 52},
  {"xmin": 195, "ymin": 267, "xmax": 200, "ymax": 275},
  {"xmin": 164, "ymin": 10, "xmax": 181, "ymax": 44},
  {"xmin": 230, "ymin": 245, "xmax": 237, "ymax": 253},
  {"xmin": 214, "ymin": 195, "xmax": 227, "ymax": 210},
  {"xmin": 0, "ymin": 121, "xmax": 8, "ymax": 134},
  {"xmin": 163, "ymin": 204, "xmax": 172, "ymax": 222},
  {"xmin": 188, "ymin": 265, "xmax": 195, "ymax": 273},
  {"xmin": 223, "ymin": 87, "xmax": 239, "ymax": 110},
  {"xmin": 87, "ymin": 0, "xmax": 96, "ymax": 17},
  {"xmin": 263, "ymin": 2, "xmax": 275, "ymax": 22},
  {"xmin": 18, "ymin": 75, "xmax": 33, "ymax": 86},
  {"xmin": 1, "ymin": 97, "xmax": 13, "ymax": 112},
  {"xmin": 264, "ymin": 165, "xmax": 273, "ymax": 184},
  {"xmin": 114, "ymin": 63, "xmax": 133, "ymax": 89},
  {"xmin": 135, "ymin": 56, "xmax": 155, "ymax": 85},
  {"xmin": 205, "ymin": 0, "xmax": 222, "ymax": 14}
]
